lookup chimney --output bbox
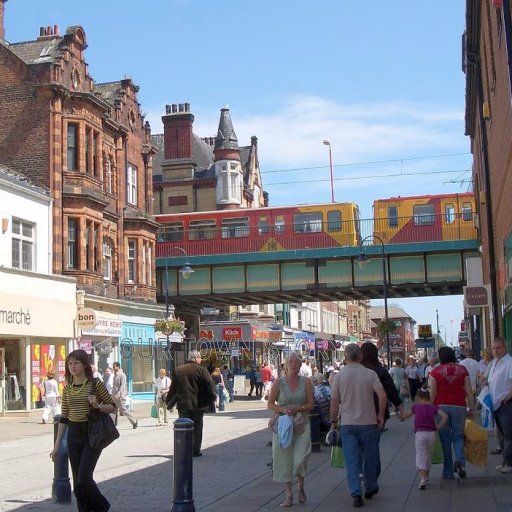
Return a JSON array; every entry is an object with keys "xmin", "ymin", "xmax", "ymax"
[
  {"xmin": 0, "ymin": 0, "xmax": 7, "ymax": 41},
  {"xmin": 162, "ymin": 102, "xmax": 194, "ymax": 160}
]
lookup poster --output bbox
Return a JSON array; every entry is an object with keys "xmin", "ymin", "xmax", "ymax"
[{"xmin": 31, "ymin": 343, "xmax": 66, "ymax": 403}]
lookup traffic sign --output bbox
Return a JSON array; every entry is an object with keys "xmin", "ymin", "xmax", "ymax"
[{"xmin": 418, "ymin": 324, "xmax": 432, "ymax": 338}]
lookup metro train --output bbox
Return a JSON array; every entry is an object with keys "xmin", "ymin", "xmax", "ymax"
[{"xmin": 155, "ymin": 193, "xmax": 477, "ymax": 257}]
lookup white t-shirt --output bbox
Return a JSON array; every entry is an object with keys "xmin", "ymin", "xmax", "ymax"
[
  {"xmin": 299, "ymin": 363, "xmax": 312, "ymax": 378},
  {"xmin": 488, "ymin": 354, "xmax": 512, "ymax": 410},
  {"xmin": 459, "ymin": 357, "xmax": 480, "ymax": 390},
  {"xmin": 155, "ymin": 376, "xmax": 171, "ymax": 392}
]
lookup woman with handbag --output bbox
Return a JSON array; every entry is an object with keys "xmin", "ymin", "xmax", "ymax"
[
  {"xmin": 154, "ymin": 368, "xmax": 171, "ymax": 426},
  {"xmin": 50, "ymin": 350, "xmax": 115, "ymax": 512},
  {"xmin": 267, "ymin": 353, "xmax": 315, "ymax": 507}
]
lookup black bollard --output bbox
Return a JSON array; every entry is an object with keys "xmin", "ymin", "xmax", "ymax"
[
  {"xmin": 171, "ymin": 418, "xmax": 195, "ymax": 512},
  {"xmin": 309, "ymin": 404, "xmax": 321, "ymax": 452},
  {"xmin": 218, "ymin": 384, "xmax": 225, "ymax": 412},
  {"xmin": 52, "ymin": 415, "xmax": 71, "ymax": 503}
]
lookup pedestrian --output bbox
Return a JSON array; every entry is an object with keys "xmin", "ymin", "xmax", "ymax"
[
  {"xmin": 330, "ymin": 343, "xmax": 387, "ymax": 508},
  {"xmin": 261, "ymin": 361, "xmax": 273, "ymax": 401},
  {"xmin": 487, "ymin": 337, "xmax": 512, "ymax": 473},
  {"xmin": 255, "ymin": 365, "xmax": 263, "ymax": 397},
  {"xmin": 389, "ymin": 358, "xmax": 406, "ymax": 397},
  {"xmin": 50, "ymin": 349, "xmax": 115, "ymax": 512},
  {"xmin": 399, "ymin": 386, "xmax": 448, "ymax": 489},
  {"xmin": 311, "ymin": 373, "xmax": 331, "ymax": 432},
  {"xmin": 41, "ymin": 371, "xmax": 60, "ymax": 424},
  {"xmin": 459, "ymin": 349, "xmax": 480, "ymax": 393},
  {"xmin": 424, "ymin": 356, "xmax": 439, "ymax": 386},
  {"xmin": 211, "ymin": 367, "xmax": 225, "ymax": 408},
  {"xmin": 222, "ymin": 365, "xmax": 235, "ymax": 402},
  {"xmin": 299, "ymin": 359, "xmax": 312, "ymax": 378},
  {"xmin": 111, "ymin": 362, "xmax": 138, "ymax": 429},
  {"xmin": 167, "ymin": 350, "xmax": 217, "ymax": 457},
  {"xmin": 154, "ymin": 368, "xmax": 171, "ymax": 426},
  {"xmin": 267, "ymin": 353, "xmax": 315, "ymax": 507},
  {"xmin": 103, "ymin": 367, "xmax": 114, "ymax": 394},
  {"xmin": 429, "ymin": 346, "xmax": 475, "ymax": 479},
  {"xmin": 247, "ymin": 365, "xmax": 257, "ymax": 397},
  {"xmin": 406, "ymin": 357, "xmax": 422, "ymax": 401}
]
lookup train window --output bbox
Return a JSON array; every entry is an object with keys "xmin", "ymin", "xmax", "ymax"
[
  {"xmin": 221, "ymin": 217, "xmax": 249, "ymax": 238},
  {"xmin": 413, "ymin": 204, "xmax": 435, "ymax": 225},
  {"xmin": 275, "ymin": 216, "xmax": 285, "ymax": 234},
  {"xmin": 258, "ymin": 216, "xmax": 269, "ymax": 235},
  {"xmin": 157, "ymin": 222, "xmax": 184, "ymax": 242},
  {"xmin": 445, "ymin": 204, "xmax": 455, "ymax": 224},
  {"xmin": 189, "ymin": 220, "xmax": 216, "ymax": 240},
  {"xmin": 461, "ymin": 202, "xmax": 473, "ymax": 222},
  {"xmin": 294, "ymin": 212, "xmax": 323, "ymax": 233},
  {"xmin": 327, "ymin": 210, "xmax": 342, "ymax": 232},
  {"xmin": 387, "ymin": 207, "xmax": 398, "ymax": 228}
]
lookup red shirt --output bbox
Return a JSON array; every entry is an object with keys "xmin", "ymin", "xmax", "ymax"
[
  {"xmin": 430, "ymin": 363, "xmax": 468, "ymax": 407},
  {"xmin": 261, "ymin": 365, "xmax": 272, "ymax": 383}
]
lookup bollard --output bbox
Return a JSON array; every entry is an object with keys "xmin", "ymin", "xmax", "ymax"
[
  {"xmin": 218, "ymin": 384, "xmax": 225, "ymax": 412},
  {"xmin": 171, "ymin": 418, "xmax": 195, "ymax": 512},
  {"xmin": 52, "ymin": 415, "xmax": 71, "ymax": 503},
  {"xmin": 309, "ymin": 404, "xmax": 321, "ymax": 452}
]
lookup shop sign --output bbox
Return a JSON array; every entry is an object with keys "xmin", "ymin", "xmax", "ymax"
[
  {"xmin": 464, "ymin": 285, "xmax": 490, "ymax": 307},
  {"xmin": 78, "ymin": 339, "xmax": 93, "ymax": 354},
  {"xmin": 82, "ymin": 316, "xmax": 122, "ymax": 336},
  {"xmin": 76, "ymin": 308, "xmax": 97, "ymax": 331},
  {"xmin": 199, "ymin": 329, "xmax": 214, "ymax": 339},
  {"xmin": 223, "ymin": 327, "xmax": 242, "ymax": 341},
  {"xmin": 418, "ymin": 324, "xmax": 432, "ymax": 338}
]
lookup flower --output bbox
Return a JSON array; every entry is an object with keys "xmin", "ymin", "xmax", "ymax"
[{"xmin": 155, "ymin": 317, "xmax": 185, "ymax": 335}]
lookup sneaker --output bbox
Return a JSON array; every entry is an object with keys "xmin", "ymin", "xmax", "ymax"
[
  {"xmin": 454, "ymin": 461, "xmax": 466, "ymax": 479},
  {"xmin": 364, "ymin": 486, "xmax": 379, "ymax": 499},
  {"xmin": 418, "ymin": 479, "xmax": 427, "ymax": 490},
  {"xmin": 499, "ymin": 464, "xmax": 512, "ymax": 474},
  {"xmin": 133, "ymin": 420, "xmax": 138, "ymax": 430}
]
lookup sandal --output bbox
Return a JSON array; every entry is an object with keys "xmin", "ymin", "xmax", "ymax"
[
  {"xmin": 280, "ymin": 495, "xmax": 293, "ymax": 507},
  {"xmin": 298, "ymin": 489, "xmax": 307, "ymax": 504}
]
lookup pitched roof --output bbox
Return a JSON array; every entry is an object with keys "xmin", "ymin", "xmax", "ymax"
[
  {"xmin": 0, "ymin": 163, "xmax": 50, "ymax": 197},
  {"xmin": 6, "ymin": 37, "xmax": 62, "ymax": 65},
  {"xmin": 214, "ymin": 107, "xmax": 239, "ymax": 151},
  {"xmin": 370, "ymin": 305, "xmax": 415, "ymax": 322}
]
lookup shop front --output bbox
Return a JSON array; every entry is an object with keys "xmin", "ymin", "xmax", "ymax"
[{"xmin": 0, "ymin": 268, "xmax": 76, "ymax": 414}]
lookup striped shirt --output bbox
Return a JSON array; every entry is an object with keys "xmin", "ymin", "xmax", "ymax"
[{"xmin": 60, "ymin": 379, "xmax": 114, "ymax": 424}]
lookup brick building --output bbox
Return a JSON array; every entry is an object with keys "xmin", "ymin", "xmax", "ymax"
[
  {"xmin": 0, "ymin": 3, "xmax": 165, "ymax": 399},
  {"xmin": 464, "ymin": 1, "xmax": 512, "ymax": 347}
]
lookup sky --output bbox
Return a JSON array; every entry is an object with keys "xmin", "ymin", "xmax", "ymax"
[{"xmin": 4, "ymin": 0, "xmax": 471, "ymax": 343}]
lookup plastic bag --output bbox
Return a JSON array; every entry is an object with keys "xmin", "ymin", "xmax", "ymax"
[
  {"xmin": 331, "ymin": 445, "xmax": 345, "ymax": 468},
  {"xmin": 431, "ymin": 432, "xmax": 443, "ymax": 464},
  {"xmin": 464, "ymin": 419, "xmax": 488, "ymax": 467},
  {"xmin": 150, "ymin": 403, "xmax": 158, "ymax": 419}
]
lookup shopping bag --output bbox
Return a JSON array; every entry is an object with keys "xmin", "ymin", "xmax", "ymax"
[
  {"xmin": 330, "ymin": 445, "xmax": 345, "ymax": 468},
  {"xmin": 464, "ymin": 419, "xmax": 488, "ymax": 467},
  {"xmin": 150, "ymin": 403, "xmax": 158, "ymax": 419},
  {"xmin": 431, "ymin": 432, "xmax": 443, "ymax": 464}
]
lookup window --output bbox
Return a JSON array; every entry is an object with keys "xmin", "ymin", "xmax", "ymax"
[
  {"xmin": 294, "ymin": 212, "xmax": 323, "ymax": 233},
  {"xmin": 127, "ymin": 163, "xmax": 137, "ymax": 205},
  {"xmin": 327, "ymin": 210, "xmax": 341, "ymax": 232},
  {"xmin": 92, "ymin": 133, "xmax": 98, "ymax": 177},
  {"xmin": 12, "ymin": 218, "xmax": 34, "ymax": 271},
  {"xmin": 413, "ymin": 204, "xmax": 435, "ymax": 226},
  {"xmin": 143, "ymin": 242, "xmax": 151, "ymax": 285},
  {"xmin": 67, "ymin": 124, "xmax": 78, "ymax": 171},
  {"xmin": 85, "ymin": 129, "xmax": 90, "ymax": 174},
  {"xmin": 103, "ymin": 239, "xmax": 112, "ymax": 280},
  {"xmin": 189, "ymin": 220, "xmax": 216, "ymax": 240},
  {"xmin": 158, "ymin": 223, "xmax": 184, "ymax": 242},
  {"xmin": 221, "ymin": 217, "xmax": 249, "ymax": 238},
  {"xmin": 461, "ymin": 202, "xmax": 473, "ymax": 222},
  {"xmin": 128, "ymin": 240, "xmax": 136, "ymax": 282},
  {"xmin": 387, "ymin": 206, "xmax": 398, "ymax": 228},
  {"xmin": 275, "ymin": 216, "xmax": 285, "ymax": 234},
  {"xmin": 105, "ymin": 158, "xmax": 113, "ymax": 194},
  {"xmin": 68, "ymin": 218, "xmax": 78, "ymax": 269},
  {"xmin": 258, "ymin": 216, "xmax": 269, "ymax": 235},
  {"xmin": 445, "ymin": 204, "xmax": 455, "ymax": 224},
  {"xmin": 85, "ymin": 221, "xmax": 91, "ymax": 270}
]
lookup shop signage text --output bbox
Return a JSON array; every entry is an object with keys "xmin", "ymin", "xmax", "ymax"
[
  {"xmin": 223, "ymin": 327, "xmax": 242, "ymax": 340},
  {"xmin": 0, "ymin": 307, "xmax": 31, "ymax": 326},
  {"xmin": 76, "ymin": 308, "xmax": 98, "ymax": 330},
  {"xmin": 464, "ymin": 286, "xmax": 489, "ymax": 307}
]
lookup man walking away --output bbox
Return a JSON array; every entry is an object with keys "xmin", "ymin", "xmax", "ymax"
[
  {"xmin": 167, "ymin": 350, "xmax": 217, "ymax": 457},
  {"xmin": 330, "ymin": 343, "xmax": 386, "ymax": 508},
  {"xmin": 488, "ymin": 337, "xmax": 512, "ymax": 473},
  {"xmin": 111, "ymin": 362, "xmax": 138, "ymax": 429}
]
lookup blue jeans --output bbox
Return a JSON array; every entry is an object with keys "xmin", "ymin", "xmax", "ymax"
[
  {"xmin": 340, "ymin": 425, "xmax": 381, "ymax": 497},
  {"xmin": 438, "ymin": 405, "xmax": 467, "ymax": 478}
]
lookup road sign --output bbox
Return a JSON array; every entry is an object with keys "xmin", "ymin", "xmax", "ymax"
[
  {"xmin": 415, "ymin": 338, "xmax": 435, "ymax": 349},
  {"xmin": 418, "ymin": 324, "xmax": 432, "ymax": 338}
]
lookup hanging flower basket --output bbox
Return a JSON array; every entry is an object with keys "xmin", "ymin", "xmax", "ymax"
[
  {"xmin": 378, "ymin": 319, "xmax": 398, "ymax": 335},
  {"xmin": 155, "ymin": 318, "xmax": 185, "ymax": 335}
]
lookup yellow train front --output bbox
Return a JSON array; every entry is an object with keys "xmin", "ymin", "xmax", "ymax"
[{"xmin": 372, "ymin": 193, "xmax": 477, "ymax": 245}]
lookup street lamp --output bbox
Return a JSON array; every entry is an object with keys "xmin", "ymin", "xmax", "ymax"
[
  {"xmin": 358, "ymin": 234, "xmax": 390, "ymax": 369},
  {"xmin": 322, "ymin": 140, "xmax": 335, "ymax": 203}
]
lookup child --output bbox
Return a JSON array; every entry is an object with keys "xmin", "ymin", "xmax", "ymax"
[{"xmin": 400, "ymin": 386, "xmax": 448, "ymax": 489}]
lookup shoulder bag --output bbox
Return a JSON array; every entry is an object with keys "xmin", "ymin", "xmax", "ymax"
[{"xmin": 88, "ymin": 378, "xmax": 120, "ymax": 450}]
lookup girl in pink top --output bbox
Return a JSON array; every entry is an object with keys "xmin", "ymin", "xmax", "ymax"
[{"xmin": 400, "ymin": 387, "xmax": 448, "ymax": 490}]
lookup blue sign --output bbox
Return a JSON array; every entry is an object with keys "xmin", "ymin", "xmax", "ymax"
[{"xmin": 415, "ymin": 338, "xmax": 435, "ymax": 349}]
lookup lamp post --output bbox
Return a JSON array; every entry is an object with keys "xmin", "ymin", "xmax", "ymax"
[
  {"xmin": 358, "ymin": 235, "xmax": 390, "ymax": 369},
  {"xmin": 160, "ymin": 246, "xmax": 194, "ymax": 373},
  {"xmin": 322, "ymin": 140, "xmax": 335, "ymax": 203},
  {"xmin": 436, "ymin": 309, "xmax": 440, "ymax": 354}
]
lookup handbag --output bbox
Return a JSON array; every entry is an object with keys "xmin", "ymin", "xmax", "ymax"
[
  {"xmin": 88, "ymin": 378, "xmax": 120, "ymax": 450},
  {"xmin": 268, "ymin": 413, "xmax": 279, "ymax": 433}
]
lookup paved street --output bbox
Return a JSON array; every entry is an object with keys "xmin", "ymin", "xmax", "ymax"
[{"xmin": 1, "ymin": 398, "xmax": 511, "ymax": 511}]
